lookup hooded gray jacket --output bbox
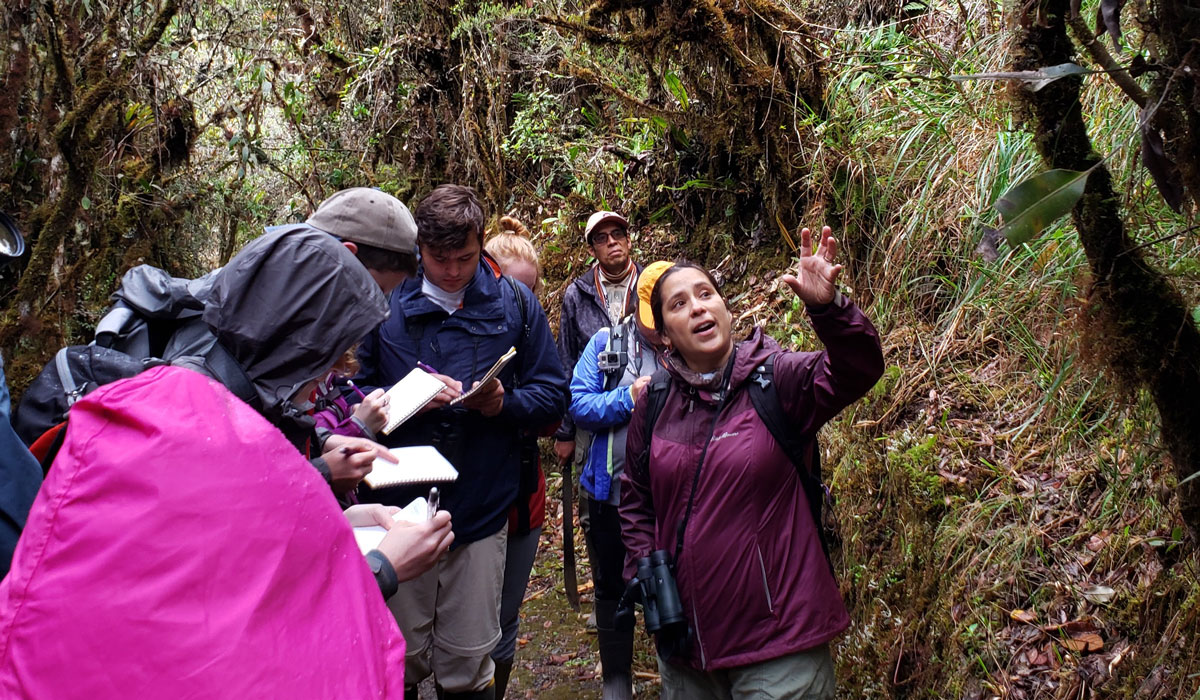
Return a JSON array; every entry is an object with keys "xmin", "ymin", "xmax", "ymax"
[{"xmin": 178, "ymin": 225, "xmax": 389, "ymax": 454}]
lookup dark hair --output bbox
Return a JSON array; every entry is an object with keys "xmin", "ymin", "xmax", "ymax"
[
  {"xmin": 650, "ymin": 261, "xmax": 726, "ymax": 333},
  {"xmin": 353, "ymin": 242, "xmax": 418, "ymax": 277},
  {"xmin": 414, "ymin": 185, "xmax": 485, "ymax": 252}
]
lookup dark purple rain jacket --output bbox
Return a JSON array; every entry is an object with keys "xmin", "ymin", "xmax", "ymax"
[{"xmin": 620, "ymin": 297, "xmax": 884, "ymax": 671}]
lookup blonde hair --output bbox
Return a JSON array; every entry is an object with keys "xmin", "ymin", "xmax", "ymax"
[
  {"xmin": 486, "ymin": 216, "xmax": 543, "ymax": 294},
  {"xmin": 331, "ymin": 346, "xmax": 359, "ymax": 376}
]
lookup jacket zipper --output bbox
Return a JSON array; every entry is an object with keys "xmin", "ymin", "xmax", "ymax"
[
  {"xmin": 679, "ymin": 394, "xmax": 726, "ymax": 672},
  {"xmin": 756, "ymin": 544, "xmax": 774, "ymax": 614}
]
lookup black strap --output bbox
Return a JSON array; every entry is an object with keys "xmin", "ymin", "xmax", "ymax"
[
  {"xmin": 746, "ymin": 354, "xmax": 833, "ymax": 567},
  {"xmin": 501, "ymin": 274, "xmax": 529, "ymax": 354},
  {"xmin": 601, "ymin": 320, "xmax": 634, "ymax": 392},
  {"xmin": 670, "ymin": 357, "xmax": 736, "ymax": 564},
  {"xmin": 204, "ymin": 341, "xmax": 261, "ymax": 411},
  {"xmin": 503, "ymin": 273, "xmax": 537, "ymax": 532},
  {"xmin": 638, "ymin": 368, "xmax": 672, "ymax": 477}
]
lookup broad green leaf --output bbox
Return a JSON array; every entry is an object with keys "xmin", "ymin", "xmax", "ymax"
[
  {"xmin": 664, "ymin": 72, "xmax": 689, "ymax": 110},
  {"xmin": 994, "ymin": 168, "xmax": 1091, "ymax": 247}
]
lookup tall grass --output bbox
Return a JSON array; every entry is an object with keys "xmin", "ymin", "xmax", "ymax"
[{"xmin": 788, "ymin": 1, "xmax": 1200, "ymax": 697}]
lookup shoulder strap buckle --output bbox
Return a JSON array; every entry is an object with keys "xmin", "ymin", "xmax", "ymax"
[{"xmin": 750, "ymin": 363, "xmax": 772, "ymax": 390}]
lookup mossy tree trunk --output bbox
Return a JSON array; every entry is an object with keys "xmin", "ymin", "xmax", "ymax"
[
  {"xmin": 1013, "ymin": 0, "xmax": 1200, "ymax": 538},
  {"xmin": 0, "ymin": 0, "xmax": 181, "ymax": 380}
]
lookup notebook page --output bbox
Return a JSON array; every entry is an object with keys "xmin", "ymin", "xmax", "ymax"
[
  {"xmin": 380, "ymin": 368, "xmax": 448, "ymax": 435},
  {"xmin": 361, "ymin": 446, "xmax": 459, "ymax": 489}
]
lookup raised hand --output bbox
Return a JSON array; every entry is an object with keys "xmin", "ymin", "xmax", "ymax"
[{"xmin": 782, "ymin": 226, "xmax": 842, "ymax": 307}]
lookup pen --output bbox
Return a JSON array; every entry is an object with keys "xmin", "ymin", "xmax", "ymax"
[
  {"xmin": 427, "ymin": 487, "xmax": 440, "ymax": 520},
  {"xmin": 417, "ymin": 361, "xmax": 439, "ymax": 374},
  {"xmin": 345, "ymin": 379, "xmax": 368, "ymax": 400}
]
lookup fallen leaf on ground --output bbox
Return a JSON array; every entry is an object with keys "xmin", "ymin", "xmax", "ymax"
[
  {"xmin": 1011, "ymin": 608, "xmax": 1037, "ymax": 623},
  {"xmin": 1086, "ymin": 531, "xmax": 1110, "ymax": 551},
  {"xmin": 1082, "ymin": 584, "xmax": 1115, "ymax": 604},
  {"xmin": 1059, "ymin": 631, "xmax": 1104, "ymax": 652}
]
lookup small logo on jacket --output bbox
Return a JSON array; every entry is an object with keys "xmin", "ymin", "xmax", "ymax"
[{"xmin": 711, "ymin": 431, "xmax": 740, "ymax": 443}]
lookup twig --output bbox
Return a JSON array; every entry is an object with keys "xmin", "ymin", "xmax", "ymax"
[
  {"xmin": 1117, "ymin": 225, "xmax": 1200, "ymax": 258},
  {"xmin": 1066, "ymin": 15, "xmax": 1147, "ymax": 108}
]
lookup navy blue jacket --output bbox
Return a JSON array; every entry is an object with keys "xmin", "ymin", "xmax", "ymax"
[
  {"xmin": 355, "ymin": 260, "xmax": 567, "ymax": 545},
  {"xmin": 0, "ymin": 354, "xmax": 43, "ymax": 581}
]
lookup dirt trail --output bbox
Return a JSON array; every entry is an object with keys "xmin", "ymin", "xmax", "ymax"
[{"xmin": 419, "ymin": 473, "xmax": 662, "ymax": 699}]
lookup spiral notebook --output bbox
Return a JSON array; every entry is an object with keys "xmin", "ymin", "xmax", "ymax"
[
  {"xmin": 380, "ymin": 367, "xmax": 447, "ymax": 435},
  {"xmin": 361, "ymin": 446, "xmax": 459, "ymax": 489}
]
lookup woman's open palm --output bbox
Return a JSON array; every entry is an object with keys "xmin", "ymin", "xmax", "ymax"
[{"xmin": 782, "ymin": 226, "xmax": 841, "ymax": 306}]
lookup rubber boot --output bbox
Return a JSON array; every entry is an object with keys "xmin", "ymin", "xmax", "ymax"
[
  {"xmin": 595, "ymin": 599, "xmax": 634, "ymax": 700},
  {"xmin": 442, "ymin": 685, "xmax": 496, "ymax": 700},
  {"xmin": 492, "ymin": 658, "xmax": 513, "ymax": 700}
]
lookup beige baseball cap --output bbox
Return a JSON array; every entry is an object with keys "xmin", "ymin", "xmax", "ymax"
[
  {"xmin": 583, "ymin": 210, "xmax": 628, "ymax": 244},
  {"xmin": 307, "ymin": 187, "xmax": 417, "ymax": 254}
]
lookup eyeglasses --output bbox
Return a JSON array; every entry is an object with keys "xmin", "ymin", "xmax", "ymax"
[{"xmin": 590, "ymin": 229, "xmax": 628, "ymax": 246}]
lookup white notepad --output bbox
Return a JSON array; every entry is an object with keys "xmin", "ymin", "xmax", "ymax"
[
  {"xmin": 361, "ymin": 445, "xmax": 459, "ymax": 489},
  {"xmin": 380, "ymin": 367, "xmax": 448, "ymax": 435},
  {"xmin": 352, "ymin": 496, "xmax": 431, "ymax": 554}
]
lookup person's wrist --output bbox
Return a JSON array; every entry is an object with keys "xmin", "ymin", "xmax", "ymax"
[
  {"xmin": 366, "ymin": 549, "xmax": 399, "ymax": 599},
  {"xmin": 805, "ymin": 290, "xmax": 843, "ymax": 313}
]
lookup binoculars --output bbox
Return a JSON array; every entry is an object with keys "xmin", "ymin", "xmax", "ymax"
[
  {"xmin": 616, "ymin": 550, "xmax": 692, "ymax": 660},
  {"xmin": 635, "ymin": 550, "xmax": 685, "ymax": 633}
]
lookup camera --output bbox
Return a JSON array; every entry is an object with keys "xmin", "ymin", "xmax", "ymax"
[
  {"xmin": 428, "ymin": 418, "xmax": 465, "ymax": 466},
  {"xmin": 597, "ymin": 350, "xmax": 627, "ymax": 372}
]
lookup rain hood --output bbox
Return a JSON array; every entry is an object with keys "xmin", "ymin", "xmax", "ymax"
[{"xmin": 203, "ymin": 225, "xmax": 389, "ymax": 412}]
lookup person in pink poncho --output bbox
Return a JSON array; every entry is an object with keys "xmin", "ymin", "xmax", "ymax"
[{"xmin": 0, "ymin": 227, "xmax": 447, "ymax": 698}]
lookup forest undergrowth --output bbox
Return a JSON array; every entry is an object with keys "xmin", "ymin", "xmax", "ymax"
[{"xmin": 2, "ymin": 0, "xmax": 1199, "ymax": 697}]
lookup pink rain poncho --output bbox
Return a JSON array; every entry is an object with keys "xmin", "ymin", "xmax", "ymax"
[{"xmin": 0, "ymin": 366, "xmax": 406, "ymax": 698}]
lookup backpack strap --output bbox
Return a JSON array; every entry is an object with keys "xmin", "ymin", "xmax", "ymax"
[
  {"xmin": 637, "ymin": 368, "xmax": 673, "ymax": 477},
  {"xmin": 54, "ymin": 347, "xmax": 86, "ymax": 407},
  {"xmin": 501, "ymin": 273, "xmax": 538, "ymax": 532},
  {"xmin": 203, "ymin": 341, "xmax": 261, "ymax": 411},
  {"xmin": 746, "ymin": 353, "xmax": 833, "ymax": 567},
  {"xmin": 501, "ymin": 274, "xmax": 529, "ymax": 353}
]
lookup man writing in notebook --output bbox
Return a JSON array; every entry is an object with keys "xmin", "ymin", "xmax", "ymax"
[{"xmin": 355, "ymin": 184, "xmax": 567, "ymax": 700}]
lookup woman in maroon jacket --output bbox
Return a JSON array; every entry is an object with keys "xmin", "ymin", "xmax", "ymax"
[{"xmin": 620, "ymin": 227, "xmax": 884, "ymax": 699}]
